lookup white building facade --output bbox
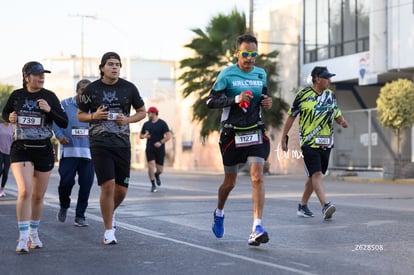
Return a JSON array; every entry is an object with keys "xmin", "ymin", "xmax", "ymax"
[{"xmin": 265, "ymin": 0, "xmax": 414, "ymax": 176}]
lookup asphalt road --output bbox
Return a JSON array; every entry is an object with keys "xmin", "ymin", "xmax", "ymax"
[{"xmin": 1, "ymin": 168, "xmax": 414, "ymax": 275}]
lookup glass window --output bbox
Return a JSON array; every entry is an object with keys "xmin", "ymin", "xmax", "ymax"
[
  {"xmin": 304, "ymin": 0, "xmax": 317, "ymax": 63},
  {"xmin": 330, "ymin": 0, "xmax": 343, "ymax": 57},
  {"xmin": 303, "ymin": 0, "xmax": 370, "ymax": 63},
  {"xmin": 343, "ymin": 0, "xmax": 356, "ymax": 55},
  {"xmin": 317, "ymin": 0, "xmax": 329, "ymax": 60},
  {"xmin": 357, "ymin": 0, "xmax": 370, "ymax": 51}
]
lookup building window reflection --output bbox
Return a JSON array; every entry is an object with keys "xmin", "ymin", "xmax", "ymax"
[{"xmin": 303, "ymin": 0, "xmax": 370, "ymax": 63}]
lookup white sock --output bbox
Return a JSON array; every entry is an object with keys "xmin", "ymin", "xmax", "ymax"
[
  {"xmin": 112, "ymin": 211, "xmax": 116, "ymax": 229},
  {"xmin": 18, "ymin": 221, "xmax": 30, "ymax": 239},
  {"xmin": 29, "ymin": 220, "xmax": 40, "ymax": 235},
  {"xmin": 253, "ymin": 219, "xmax": 262, "ymax": 230},
  {"xmin": 215, "ymin": 208, "xmax": 224, "ymax": 217},
  {"xmin": 105, "ymin": 229, "xmax": 115, "ymax": 236}
]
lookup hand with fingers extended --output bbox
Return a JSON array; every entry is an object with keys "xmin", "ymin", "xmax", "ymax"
[{"xmin": 93, "ymin": 105, "xmax": 109, "ymax": 120}]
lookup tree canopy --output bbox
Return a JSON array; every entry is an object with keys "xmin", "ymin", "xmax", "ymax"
[
  {"xmin": 0, "ymin": 83, "xmax": 14, "ymax": 119},
  {"xmin": 377, "ymin": 78, "xmax": 414, "ymax": 131}
]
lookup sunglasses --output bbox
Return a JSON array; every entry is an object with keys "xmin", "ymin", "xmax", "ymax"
[{"xmin": 238, "ymin": 51, "xmax": 258, "ymax": 58}]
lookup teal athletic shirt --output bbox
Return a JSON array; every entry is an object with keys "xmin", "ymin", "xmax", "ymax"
[
  {"xmin": 207, "ymin": 64, "xmax": 267, "ymax": 128},
  {"xmin": 288, "ymin": 87, "xmax": 342, "ymax": 148}
]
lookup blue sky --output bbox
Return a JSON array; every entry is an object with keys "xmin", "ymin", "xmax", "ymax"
[{"xmin": 0, "ymin": 0, "xmax": 276, "ymax": 79}]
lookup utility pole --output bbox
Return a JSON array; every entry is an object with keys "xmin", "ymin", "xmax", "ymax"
[
  {"xmin": 69, "ymin": 14, "xmax": 97, "ymax": 79},
  {"xmin": 249, "ymin": 0, "xmax": 254, "ymax": 34}
]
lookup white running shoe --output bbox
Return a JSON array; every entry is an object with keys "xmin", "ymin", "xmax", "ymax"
[
  {"xmin": 29, "ymin": 232, "xmax": 43, "ymax": 249},
  {"xmin": 16, "ymin": 238, "xmax": 30, "ymax": 254},
  {"xmin": 103, "ymin": 229, "xmax": 117, "ymax": 245},
  {"xmin": 0, "ymin": 189, "xmax": 6, "ymax": 197}
]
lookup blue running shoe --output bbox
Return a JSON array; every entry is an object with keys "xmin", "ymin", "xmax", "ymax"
[
  {"xmin": 322, "ymin": 202, "xmax": 336, "ymax": 220},
  {"xmin": 248, "ymin": 225, "xmax": 269, "ymax": 246},
  {"xmin": 297, "ymin": 203, "xmax": 315, "ymax": 217},
  {"xmin": 212, "ymin": 210, "xmax": 224, "ymax": 238}
]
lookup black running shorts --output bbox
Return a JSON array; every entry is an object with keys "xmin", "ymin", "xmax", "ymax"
[
  {"xmin": 219, "ymin": 129, "xmax": 270, "ymax": 167},
  {"xmin": 90, "ymin": 146, "xmax": 131, "ymax": 187},
  {"xmin": 301, "ymin": 146, "xmax": 332, "ymax": 176},
  {"xmin": 10, "ymin": 139, "xmax": 55, "ymax": 172}
]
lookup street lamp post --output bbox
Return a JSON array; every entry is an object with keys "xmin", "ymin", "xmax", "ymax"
[
  {"xmin": 249, "ymin": 0, "xmax": 254, "ymax": 34},
  {"xmin": 69, "ymin": 14, "xmax": 96, "ymax": 79}
]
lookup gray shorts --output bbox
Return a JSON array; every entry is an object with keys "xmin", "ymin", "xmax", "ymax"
[{"xmin": 224, "ymin": 156, "xmax": 265, "ymax": 173}]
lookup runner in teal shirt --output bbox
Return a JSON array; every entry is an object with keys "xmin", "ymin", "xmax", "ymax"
[{"xmin": 207, "ymin": 34, "xmax": 273, "ymax": 246}]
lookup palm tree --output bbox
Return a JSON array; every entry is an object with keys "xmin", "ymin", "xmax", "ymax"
[{"xmin": 179, "ymin": 9, "xmax": 288, "ymax": 139}]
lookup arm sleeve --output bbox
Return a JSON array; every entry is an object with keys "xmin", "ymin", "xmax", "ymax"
[
  {"xmin": 333, "ymin": 94, "xmax": 343, "ymax": 119},
  {"xmin": 206, "ymin": 89, "xmax": 236, "ymax": 109},
  {"xmin": 162, "ymin": 121, "xmax": 170, "ymax": 134},
  {"xmin": 52, "ymin": 122, "xmax": 64, "ymax": 139},
  {"xmin": 205, "ymin": 70, "xmax": 236, "ymax": 109},
  {"xmin": 140, "ymin": 124, "xmax": 147, "ymax": 135},
  {"xmin": 52, "ymin": 99, "xmax": 66, "ymax": 139},
  {"xmin": 2, "ymin": 92, "xmax": 15, "ymax": 122},
  {"xmin": 47, "ymin": 95, "xmax": 68, "ymax": 129}
]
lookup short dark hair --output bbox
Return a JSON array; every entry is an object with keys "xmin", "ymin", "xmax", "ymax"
[
  {"xmin": 76, "ymin": 79, "xmax": 91, "ymax": 91},
  {"xmin": 236, "ymin": 34, "xmax": 258, "ymax": 49},
  {"xmin": 99, "ymin": 52, "xmax": 122, "ymax": 77}
]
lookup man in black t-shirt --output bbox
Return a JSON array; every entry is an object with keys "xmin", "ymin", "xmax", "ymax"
[
  {"xmin": 77, "ymin": 52, "xmax": 146, "ymax": 245},
  {"xmin": 140, "ymin": 106, "xmax": 172, "ymax": 193}
]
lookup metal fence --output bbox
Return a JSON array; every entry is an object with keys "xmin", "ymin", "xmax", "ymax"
[{"xmin": 331, "ymin": 108, "xmax": 413, "ymax": 171}]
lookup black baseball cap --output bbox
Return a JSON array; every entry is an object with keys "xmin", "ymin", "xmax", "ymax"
[
  {"xmin": 99, "ymin": 52, "xmax": 122, "ymax": 68},
  {"xmin": 311, "ymin": 66, "xmax": 336, "ymax": 79},
  {"xmin": 22, "ymin": 61, "xmax": 51, "ymax": 75}
]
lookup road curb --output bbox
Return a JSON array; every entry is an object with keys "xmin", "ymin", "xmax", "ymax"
[{"xmin": 331, "ymin": 176, "xmax": 414, "ymax": 184}]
